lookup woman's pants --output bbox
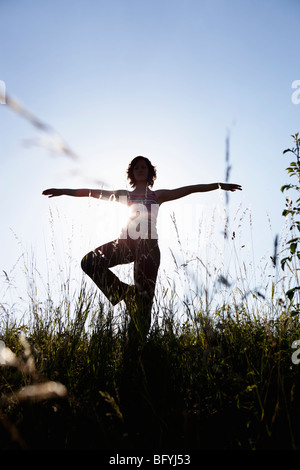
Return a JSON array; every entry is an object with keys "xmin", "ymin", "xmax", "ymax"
[{"xmin": 81, "ymin": 237, "xmax": 160, "ymax": 341}]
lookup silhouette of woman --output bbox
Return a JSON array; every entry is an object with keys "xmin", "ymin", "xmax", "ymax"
[{"xmin": 43, "ymin": 156, "xmax": 242, "ymax": 343}]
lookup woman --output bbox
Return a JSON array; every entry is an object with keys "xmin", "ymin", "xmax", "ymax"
[{"xmin": 43, "ymin": 156, "xmax": 242, "ymax": 342}]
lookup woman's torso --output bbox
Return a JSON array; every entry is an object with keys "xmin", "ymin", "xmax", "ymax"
[{"xmin": 120, "ymin": 189, "xmax": 159, "ymax": 240}]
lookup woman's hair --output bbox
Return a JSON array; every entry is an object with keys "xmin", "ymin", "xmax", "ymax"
[{"xmin": 126, "ymin": 156, "xmax": 157, "ymax": 188}]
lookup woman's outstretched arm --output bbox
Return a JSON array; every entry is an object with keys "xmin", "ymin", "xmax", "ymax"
[
  {"xmin": 42, "ymin": 188, "xmax": 128, "ymax": 201},
  {"xmin": 156, "ymin": 183, "xmax": 242, "ymax": 204}
]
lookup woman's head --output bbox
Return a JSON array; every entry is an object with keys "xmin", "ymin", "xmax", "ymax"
[{"xmin": 127, "ymin": 156, "xmax": 157, "ymax": 188}]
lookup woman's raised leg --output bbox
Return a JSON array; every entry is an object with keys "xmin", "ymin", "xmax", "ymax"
[{"xmin": 81, "ymin": 239, "xmax": 134, "ymax": 306}]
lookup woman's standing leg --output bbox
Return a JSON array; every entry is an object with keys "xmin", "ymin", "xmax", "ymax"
[{"xmin": 128, "ymin": 240, "xmax": 160, "ymax": 343}]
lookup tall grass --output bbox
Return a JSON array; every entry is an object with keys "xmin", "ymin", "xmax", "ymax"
[{"xmin": 1, "ymin": 206, "xmax": 300, "ymax": 451}]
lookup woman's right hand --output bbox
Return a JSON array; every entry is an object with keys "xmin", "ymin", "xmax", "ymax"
[{"xmin": 42, "ymin": 188, "xmax": 64, "ymax": 198}]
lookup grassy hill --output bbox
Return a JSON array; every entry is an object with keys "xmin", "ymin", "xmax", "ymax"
[{"xmin": 1, "ymin": 282, "xmax": 300, "ymax": 451}]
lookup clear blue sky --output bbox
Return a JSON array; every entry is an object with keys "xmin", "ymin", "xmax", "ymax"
[{"xmin": 1, "ymin": 0, "xmax": 299, "ymax": 314}]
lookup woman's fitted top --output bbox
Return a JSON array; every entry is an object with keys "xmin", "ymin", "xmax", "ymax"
[{"xmin": 119, "ymin": 190, "xmax": 159, "ymax": 240}]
